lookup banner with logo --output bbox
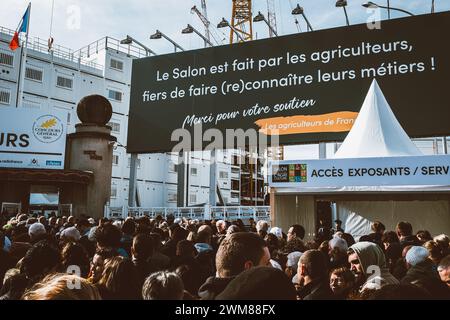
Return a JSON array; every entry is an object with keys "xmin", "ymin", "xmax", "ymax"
[
  {"xmin": 0, "ymin": 108, "xmax": 67, "ymax": 170},
  {"xmin": 269, "ymin": 155, "xmax": 450, "ymax": 188}
]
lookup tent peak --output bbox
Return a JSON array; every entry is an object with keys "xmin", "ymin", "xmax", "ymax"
[{"xmin": 334, "ymin": 79, "xmax": 422, "ymax": 159}]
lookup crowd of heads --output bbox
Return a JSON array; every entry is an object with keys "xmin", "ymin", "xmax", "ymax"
[{"xmin": 1, "ymin": 211, "xmax": 449, "ymax": 300}]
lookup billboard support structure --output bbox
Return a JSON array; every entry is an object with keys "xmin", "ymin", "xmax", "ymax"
[{"xmin": 128, "ymin": 153, "xmax": 138, "ymax": 207}]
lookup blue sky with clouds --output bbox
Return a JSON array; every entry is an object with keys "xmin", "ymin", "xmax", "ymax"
[{"xmin": 1, "ymin": 0, "xmax": 449, "ymax": 53}]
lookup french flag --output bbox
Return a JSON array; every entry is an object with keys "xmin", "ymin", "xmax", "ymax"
[{"xmin": 9, "ymin": 5, "xmax": 31, "ymax": 51}]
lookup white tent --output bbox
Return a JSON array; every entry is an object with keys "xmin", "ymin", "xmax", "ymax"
[
  {"xmin": 334, "ymin": 79, "xmax": 422, "ymax": 159},
  {"xmin": 270, "ymin": 79, "xmax": 450, "ymax": 238}
]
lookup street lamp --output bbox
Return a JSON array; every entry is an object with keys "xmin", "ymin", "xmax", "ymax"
[
  {"xmin": 181, "ymin": 24, "xmax": 214, "ymax": 47},
  {"xmin": 335, "ymin": 0, "xmax": 350, "ymax": 26},
  {"xmin": 217, "ymin": 18, "xmax": 246, "ymax": 42},
  {"xmin": 120, "ymin": 35, "xmax": 156, "ymax": 56},
  {"xmin": 362, "ymin": 2, "xmax": 415, "ymax": 16},
  {"xmin": 291, "ymin": 4, "xmax": 314, "ymax": 31},
  {"xmin": 150, "ymin": 30, "xmax": 185, "ymax": 52},
  {"xmin": 253, "ymin": 11, "xmax": 278, "ymax": 37}
]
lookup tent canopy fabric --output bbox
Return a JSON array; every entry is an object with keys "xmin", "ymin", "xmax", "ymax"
[{"xmin": 334, "ymin": 79, "xmax": 422, "ymax": 159}]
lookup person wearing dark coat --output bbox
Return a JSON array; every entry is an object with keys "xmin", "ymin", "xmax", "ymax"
[
  {"xmin": 296, "ymin": 250, "xmax": 334, "ymax": 300},
  {"xmin": 402, "ymin": 246, "xmax": 450, "ymax": 299}
]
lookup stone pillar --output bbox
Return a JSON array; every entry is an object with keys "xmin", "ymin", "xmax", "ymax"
[{"xmin": 66, "ymin": 95, "xmax": 116, "ymax": 219}]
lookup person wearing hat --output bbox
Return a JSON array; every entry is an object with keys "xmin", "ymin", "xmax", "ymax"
[
  {"xmin": 216, "ymin": 266, "xmax": 296, "ymax": 300},
  {"xmin": 348, "ymin": 242, "xmax": 399, "ymax": 292},
  {"xmin": 401, "ymin": 246, "xmax": 449, "ymax": 299},
  {"xmin": 28, "ymin": 223, "xmax": 47, "ymax": 244},
  {"xmin": 60, "ymin": 227, "xmax": 81, "ymax": 243}
]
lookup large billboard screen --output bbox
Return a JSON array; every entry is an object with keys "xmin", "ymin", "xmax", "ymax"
[
  {"xmin": 128, "ymin": 12, "xmax": 450, "ymax": 153},
  {"xmin": 0, "ymin": 108, "xmax": 67, "ymax": 170}
]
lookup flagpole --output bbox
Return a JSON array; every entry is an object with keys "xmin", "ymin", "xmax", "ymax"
[{"xmin": 16, "ymin": 3, "xmax": 31, "ymax": 108}]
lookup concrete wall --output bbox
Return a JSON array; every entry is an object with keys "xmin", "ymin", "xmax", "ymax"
[{"xmin": 67, "ymin": 124, "xmax": 114, "ymax": 219}]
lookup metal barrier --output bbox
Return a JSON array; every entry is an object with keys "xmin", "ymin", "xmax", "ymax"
[{"xmin": 104, "ymin": 205, "xmax": 271, "ymax": 222}]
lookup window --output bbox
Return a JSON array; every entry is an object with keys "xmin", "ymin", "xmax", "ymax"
[
  {"xmin": 0, "ymin": 51, "xmax": 14, "ymax": 66},
  {"xmin": 23, "ymin": 99, "xmax": 41, "ymax": 109},
  {"xmin": 0, "ymin": 89, "xmax": 11, "ymax": 105},
  {"xmin": 111, "ymin": 185, "xmax": 117, "ymax": 198},
  {"xmin": 191, "ymin": 167, "xmax": 198, "ymax": 176},
  {"xmin": 56, "ymin": 76, "xmax": 73, "ymax": 89},
  {"xmin": 108, "ymin": 122, "xmax": 120, "ymax": 133},
  {"xmin": 112, "ymin": 155, "xmax": 119, "ymax": 166},
  {"xmin": 110, "ymin": 58, "xmax": 124, "ymax": 71},
  {"xmin": 167, "ymin": 192, "xmax": 177, "ymax": 203},
  {"xmin": 108, "ymin": 89, "xmax": 122, "ymax": 102},
  {"xmin": 190, "ymin": 194, "xmax": 197, "ymax": 204},
  {"xmin": 219, "ymin": 171, "xmax": 229, "ymax": 179},
  {"xmin": 25, "ymin": 67, "xmax": 43, "ymax": 82}
]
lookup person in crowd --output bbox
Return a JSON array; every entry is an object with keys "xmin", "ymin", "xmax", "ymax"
[
  {"xmin": 366, "ymin": 221, "xmax": 385, "ymax": 248},
  {"xmin": 213, "ymin": 220, "xmax": 227, "ymax": 250},
  {"xmin": 148, "ymin": 233, "xmax": 170, "ymax": 271},
  {"xmin": 142, "ymin": 271, "xmax": 184, "ymax": 300},
  {"xmin": 248, "ymin": 218, "xmax": 257, "ymax": 233},
  {"xmin": 96, "ymin": 256, "xmax": 141, "ymax": 300},
  {"xmin": 296, "ymin": 249, "xmax": 333, "ymax": 300},
  {"xmin": 162, "ymin": 225, "xmax": 188, "ymax": 258},
  {"xmin": 94, "ymin": 222, "xmax": 128, "ymax": 258},
  {"xmin": 381, "ymin": 231, "xmax": 400, "ymax": 251},
  {"xmin": 131, "ymin": 233, "xmax": 155, "ymax": 289},
  {"xmin": 22, "ymin": 273, "xmax": 101, "ymax": 300},
  {"xmin": 434, "ymin": 234, "xmax": 450, "ymax": 257},
  {"xmin": 285, "ymin": 224, "xmax": 307, "ymax": 254},
  {"xmin": 256, "ymin": 220, "xmax": 269, "ymax": 239},
  {"xmin": 333, "ymin": 219, "xmax": 344, "ymax": 233},
  {"xmin": 60, "ymin": 242, "xmax": 90, "ymax": 278},
  {"xmin": 216, "ymin": 266, "xmax": 296, "ymax": 300},
  {"xmin": 329, "ymin": 267, "xmax": 356, "ymax": 300},
  {"xmin": 329, "ymin": 236, "xmax": 349, "ymax": 269},
  {"xmin": 396, "ymin": 221, "xmax": 420, "ymax": 249},
  {"xmin": 198, "ymin": 232, "xmax": 270, "ymax": 300},
  {"xmin": 60, "ymin": 226, "xmax": 81, "ymax": 243},
  {"xmin": 120, "ymin": 218, "xmax": 136, "ymax": 257},
  {"xmin": 424, "ymin": 240, "xmax": 445, "ymax": 265},
  {"xmin": 437, "ymin": 255, "xmax": 450, "ymax": 289},
  {"xmin": 416, "ymin": 230, "xmax": 433, "ymax": 244},
  {"xmin": 285, "ymin": 251, "xmax": 302, "ymax": 282},
  {"xmin": 401, "ymin": 246, "xmax": 449, "ymax": 299},
  {"xmin": 347, "ymin": 242, "xmax": 399, "ymax": 293},
  {"xmin": 0, "ymin": 233, "xmax": 14, "ymax": 292},
  {"xmin": 28, "ymin": 223, "xmax": 47, "ymax": 244}
]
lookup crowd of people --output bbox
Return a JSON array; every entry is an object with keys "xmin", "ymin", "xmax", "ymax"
[{"xmin": 0, "ymin": 212, "xmax": 449, "ymax": 300}]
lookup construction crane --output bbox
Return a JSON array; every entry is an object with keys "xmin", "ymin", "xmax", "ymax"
[
  {"xmin": 266, "ymin": 0, "xmax": 277, "ymax": 37},
  {"xmin": 191, "ymin": 4, "xmax": 222, "ymax": 45},
  {"xmin": 230, "ymin": 0, "xmax": 253, "ymax": 43}
]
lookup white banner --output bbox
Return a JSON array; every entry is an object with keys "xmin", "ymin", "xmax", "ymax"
[
  {"xmin": 269, "ymin": 155, "xmax": 450, "ymax": 188},
  {"xmin": 0, "ymin": 108, "xmax": 67, "ymax": 170}
]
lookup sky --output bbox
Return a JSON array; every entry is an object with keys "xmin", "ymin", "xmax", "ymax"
[
  {"xmin": 2, "ymin": 0, "xmax": 449, "ymax": 159},
  {"xmin": 2, "ymin": 0, "xmax": 449, "ymax": 54}
]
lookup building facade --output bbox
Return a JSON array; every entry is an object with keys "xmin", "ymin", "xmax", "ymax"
[{"xmin": 0, "ymin": 27, "xmax": 266, "ymax": 213}]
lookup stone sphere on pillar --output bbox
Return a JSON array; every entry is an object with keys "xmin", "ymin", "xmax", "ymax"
[{"xmin": 76, "ymin": 95, "xmax": 113, "ymax": 125}]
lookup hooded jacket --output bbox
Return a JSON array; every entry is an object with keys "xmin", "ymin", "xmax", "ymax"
[{"xmin": 350, "ymin": 242, "xmax": 399, "ymax": 291}]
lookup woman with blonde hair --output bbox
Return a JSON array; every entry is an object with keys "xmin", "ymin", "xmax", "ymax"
[{"xmin": 22, "ymin": 273, "xmax": 101, "ymax": 300}]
